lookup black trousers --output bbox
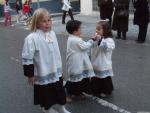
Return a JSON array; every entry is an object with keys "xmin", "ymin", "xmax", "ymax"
[
  {"xmin": 62, "ymin": 9, "xmax": 74, "ymax": 23},
  {"xmin": 138, "ymin": 23, "xmax": 148, "ymax": 42},
  {"xmin": 99, "ymin": 8, "xmax": 112, "ymax": 25}
]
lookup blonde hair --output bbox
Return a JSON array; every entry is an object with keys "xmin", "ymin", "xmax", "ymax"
[{"xmin": 30, "ymin": 8, "xmax": 51, "ymax": 32}]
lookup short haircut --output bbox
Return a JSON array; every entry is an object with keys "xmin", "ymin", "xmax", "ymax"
[
  {"xmin": 66, "ymin": 20, "xmax": 82, "ymax": 34},
  {"xmin": 97, "ymin": 21, "xmax": 112, "ymax": 38},
  {"xmin": 30, "ymin": 8, "xmax": 51, "ymax": 32}
]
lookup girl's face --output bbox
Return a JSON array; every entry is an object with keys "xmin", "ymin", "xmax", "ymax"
[
  {"xmin": 96, "ymin": 25, "xmax": 103, "ymax": 36},
  {"xmin": 38, "ymin": 15, "xmax": 52, "ymax": 32}
]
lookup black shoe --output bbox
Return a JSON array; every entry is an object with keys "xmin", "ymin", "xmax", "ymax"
[
  {"xmin": 122, "ymin": 37, "xmax": 126, "ymax": 40},
  {"xmin": 135, "ymin": 40, "xmax": 145, "ymax": 43}
]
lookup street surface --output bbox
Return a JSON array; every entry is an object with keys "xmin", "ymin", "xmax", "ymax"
[{"xmin": 0, "ymin": 15, "xmax": 150, "ymax": 113}]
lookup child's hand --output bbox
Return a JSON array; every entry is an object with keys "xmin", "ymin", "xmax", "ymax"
[
  {"xmin": 28, "ymin": 76, "xmax": 36, "ymax": 86},
  {"xmin": 91, "ymin": 35, "xmax": 97, "ymax": 41},
  {"xmin": 95, "ymin": 33, "xmax": 102, "ymax": 40},
  {"xmin": 91, "ymin": 33, "xmax": 98, "ymax": 41},
  {"xmin": 92, "ymin": 33, "xmax": 101, "ymax": 41}
]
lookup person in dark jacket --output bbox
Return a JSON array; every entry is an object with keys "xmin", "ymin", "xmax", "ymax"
[
  {"xmin": 16, "ymin": 0, "xmax": 22, "ymax": 23},
  {"xmin": 133, "ymin": 0, "xmax": 149, "ymax": 43},
  {"xmin": 98, "ymin": 0, "xmax": 114, "ymax": 25},
  {"xmin": 112, "ymin": 0, "xmax": 129, "ymax": 40}
]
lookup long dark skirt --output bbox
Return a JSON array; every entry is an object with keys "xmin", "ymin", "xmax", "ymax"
[
  {"xmin": 91, "ymin": 76, "xmax": 114, "ymax": 96},
  {"xmin": 34, "ymin": 77, "xmax": 66, "ymax": 110},
  {"xmin": 65, "ymin": 78, "xmax": 91, "ymax": 96},
  {"xmin": 112, "ymin": 15, "xmax": 129, "ymax": 32}
]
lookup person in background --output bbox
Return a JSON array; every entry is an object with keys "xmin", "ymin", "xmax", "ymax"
[
  {"xmin": 133, "ymin": 0, "xmax": 149, "ymax": 43},
  {"xmin": 22, "ymin": 8, "xmax": 71, "ymax": 113},
  {"xmin": 28, "ymin": 0, "xmax": 33, "ymax": 16},
  {"xmin": 16, "ymin": 0, "xmax": 22, "ymax": 23},
  {"xmin": 23, "ymin": 0, "xmax": 31, "ymax": 19},
  {"xmin": 22, "ymin": 0, "xmax": 32, "ymax": 25},
  {"xmin": 112, "ymin": 0, "xmax": 129, "ymax": 40},
  {"xmin": 0, "ymin": 0, "xmax": 3, "ymax": 17},
  {"xmin": 4, "ymin": 0, "xmax": 13, "ymax": 26},
  {"xmin": 98, "ymin": 0, "xmax": 114, "ymax": 25},
  {"xmin": 90, "ymin": 20, "xmax": 115, "ymax": 97},
  {"xmin": 61, "ymin": 0, "xmax": 74, "ymax": 24}
]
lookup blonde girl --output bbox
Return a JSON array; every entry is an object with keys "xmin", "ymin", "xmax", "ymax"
[{"xmin": 22, "ymin": 8, "xmax": 71, "ymax": 113}]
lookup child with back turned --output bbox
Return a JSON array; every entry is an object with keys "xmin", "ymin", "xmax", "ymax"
[
  {"xmin": 22, "ymin": 8, "xmax": 70, "ymax": 113},
  {"xmin": 90, "ymin": 20, "xmax": 115, "ymax": 97},
  {"xmin": 65, "ymin": 20, "xmax": 95, "ymax": 101}
]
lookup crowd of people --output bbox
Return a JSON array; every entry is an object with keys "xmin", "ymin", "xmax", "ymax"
[
  {"xmin": 97, "ymin": 0, "xmax": 149, "ymax": 43},
  {"xmin": 3, "ymin": 0, "xmax": 33, "ymax": 26}
]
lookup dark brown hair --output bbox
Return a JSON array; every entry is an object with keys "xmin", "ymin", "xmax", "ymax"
[
  {"xmin": 66, "ymin": 20, "xmax": 82, "ymax": 34},
  {"xmin": 97, "ymin": 21, "xmax": 112, "ymax": 38}
]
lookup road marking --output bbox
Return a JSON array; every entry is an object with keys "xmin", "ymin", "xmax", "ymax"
[
  {"xmin": 137, "ymin": 111, "xmax": 150, "ymax": 113},
  {"xmin": 84, "ymin": 93, "xmax": 131, "ymax": 113}
]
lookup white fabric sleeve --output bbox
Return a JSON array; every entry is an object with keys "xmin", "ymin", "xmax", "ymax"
[
  {"xmin": 99, "ymin": 38, "xmax": 115, "ymax": 51},
  {"xmin": 22, "ymin": 37, "xmax": 35, "ymax": 65},
  {"xmin": 77, "ymin": 39, "xmax": 94, "ymax": 51},
  {"xmin": 64, "ymin": 0, "xmax": 71, "ymax": 7}
]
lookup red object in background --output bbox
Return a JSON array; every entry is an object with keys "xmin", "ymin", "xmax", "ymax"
[{"xmin": 23, "ymin": 4, "xmax": 30, "ymax": 15}]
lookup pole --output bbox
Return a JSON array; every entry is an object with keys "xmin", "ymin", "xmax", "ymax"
[{"xmin": 37, "ymin": 0, "xmax": 40, "ymax": 8}]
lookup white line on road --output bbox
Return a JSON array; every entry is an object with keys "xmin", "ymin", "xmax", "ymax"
[
  {"xmin": 84, "ymin": 93, "xmax": 131, "ymax": 113},
  {"xmin": 137, "ymin": 111, "xmax": 150, "ymax": 113}
]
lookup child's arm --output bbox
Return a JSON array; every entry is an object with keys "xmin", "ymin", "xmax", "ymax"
[
  {"xmin": 23, "ymin": 64, "xmax": 35, "ymax": 85},
  {"xmin": 8, "ymin": 5, "xmax": 14, "ymax": 11},
  {"xmin": 98, "ymin": 38, "xmax": 115, "ymax": 51},
  {"xmin": 22, "ymin": 36, "xmax": 36, "ymax": 85},
  {"xmin": 77, "ymin": 39, "xmax": 95, "ymax": 51}
]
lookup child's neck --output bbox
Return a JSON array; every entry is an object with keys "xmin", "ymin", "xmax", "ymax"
[{"xmin": 72, "ymin": 33, "xmax": 81, "ymax": 38}]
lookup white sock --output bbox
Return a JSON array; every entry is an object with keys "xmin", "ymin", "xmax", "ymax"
[
  {"xmin": 58, "ymin": 106, "xmax": 71, "ymax": 113},
  {"xmin": 17, "ymin": 20, "xmax": 19, "ymax": 23}
]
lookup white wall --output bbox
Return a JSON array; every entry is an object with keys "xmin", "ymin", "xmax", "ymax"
[{"xmin": 80, "ymin": 0, "xmax": 93, "ymax": 15}]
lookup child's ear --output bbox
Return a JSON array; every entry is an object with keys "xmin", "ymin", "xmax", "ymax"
[{"xmin": 72, "ymin": 31, "xmax": 76, "ymax": 34}]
